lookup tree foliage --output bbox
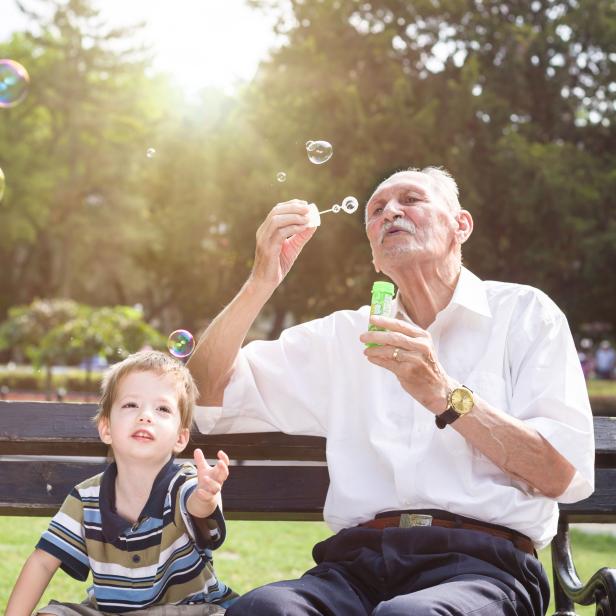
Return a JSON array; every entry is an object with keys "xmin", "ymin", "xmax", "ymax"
[{"xmin": 0, "ymin": 0, "xmax": 614, "ymax": 341}]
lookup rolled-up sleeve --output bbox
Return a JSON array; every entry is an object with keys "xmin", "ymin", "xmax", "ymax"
[
  {"xmin": 510, "ymin": 307, "xmax": 594, "ymax": 503},
  {"xmin": 194, "ymin": 313, "xmax": 341, "ymax": 436}
]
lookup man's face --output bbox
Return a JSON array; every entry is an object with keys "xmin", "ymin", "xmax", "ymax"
[{"xmin": 365, "ymin": 172, "xmax": 459, "ymax": 271}]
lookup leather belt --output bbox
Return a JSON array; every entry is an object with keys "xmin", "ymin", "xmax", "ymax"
[{"xmin": 359, "ymin": 510, "xmax": 536, "ymax": 557}]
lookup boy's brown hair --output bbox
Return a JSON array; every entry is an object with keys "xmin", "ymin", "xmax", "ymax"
[{"xmin": 95, "ymin": 350, "xmax": 198, "ymax": 430}]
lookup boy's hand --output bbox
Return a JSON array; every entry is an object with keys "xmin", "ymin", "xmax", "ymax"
[{"xmin": 186, "ymin": 448, "xmax": 230, "ymax": 518}]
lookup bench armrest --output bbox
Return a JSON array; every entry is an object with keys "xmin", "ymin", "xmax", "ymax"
[{"xmin": 551, "ymin": 518, "xmax": 616, "ymax": 615}]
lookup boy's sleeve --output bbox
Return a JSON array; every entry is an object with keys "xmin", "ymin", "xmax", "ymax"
[
  {"xmin": 176, "ymin": 470, "xmax": 226, "ymax": 551},
  {"xmin": 36, "ymin": 487, "xmax": 90, "ymax": 581}
]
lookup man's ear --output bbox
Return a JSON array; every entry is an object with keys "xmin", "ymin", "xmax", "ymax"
[
  {"xmin": 174, "ymin": 427, "xmax": 190, "ymax": 454},
  {"xmin": 456, "ymin": 210, "xmax": 473, "ymax": 244},
  {"xmin": 98, "ymin": 417, "xmax": 112, "ymax": 445}
]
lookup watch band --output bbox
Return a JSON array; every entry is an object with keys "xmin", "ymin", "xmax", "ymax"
[{"xmin": 435, "ymin": 408, "xmax": 461, "ymax": 429}]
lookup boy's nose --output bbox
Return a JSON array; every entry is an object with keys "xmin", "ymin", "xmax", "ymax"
[{"xmin": 138, "ymin": 409, "xmax": 154, "ymax": 423}]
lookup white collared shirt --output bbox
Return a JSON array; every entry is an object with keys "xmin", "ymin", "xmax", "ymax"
[{"xmin": 195, "ymin": 267, "xmax": 594, "ymax": 548}]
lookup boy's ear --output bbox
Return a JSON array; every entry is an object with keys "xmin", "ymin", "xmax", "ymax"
[
  {"xmin": 98, "ymin": 417, "xmax": 112, "ymax": 445},
  {"xmin": 174, "ymin": 427, "xmax": 190, "ymax": 454}
]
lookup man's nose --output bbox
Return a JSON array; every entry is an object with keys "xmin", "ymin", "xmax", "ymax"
[{"xmin": 383, "ymin": 199, "xmax": 403, "ymax": 219}]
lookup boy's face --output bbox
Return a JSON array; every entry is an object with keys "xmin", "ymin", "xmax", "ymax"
[{"xmin": 98, "ymin": 370, "xmax": 190, "ymax": 464}]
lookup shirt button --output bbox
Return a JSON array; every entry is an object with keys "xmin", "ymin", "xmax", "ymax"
[{"xmin": 132, "ymin": 554, "xmax": 141, "ymax": 563}]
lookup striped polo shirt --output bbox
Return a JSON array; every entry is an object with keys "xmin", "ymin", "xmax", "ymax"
[{"xmin": 37, "ymin": 458, "xmax": 237, "ymax": 613}]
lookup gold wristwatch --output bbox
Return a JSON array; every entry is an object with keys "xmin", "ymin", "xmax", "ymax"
[{"xmin": 435, "ymin": 385, "xmax": 474, "ymax": 429}]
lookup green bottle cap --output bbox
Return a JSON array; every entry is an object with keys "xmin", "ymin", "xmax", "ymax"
[{"xmin": 371, "ymin": 281, "xmax": 395, "ymax": 295}]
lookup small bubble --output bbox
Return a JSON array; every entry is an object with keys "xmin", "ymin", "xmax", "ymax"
[
  {"xmin": 341, "ymin": 196, "xmax": 359, "ymax": 214},
  {"xmin": 0, "ymin": 59, "xmax": 30, "ymax": 108},
  {"xmin": 0, "ymin": 166, "xmax": 5, "ymax": 202},
  {"xmin": 167, "ymin": 329, "xmax": 195, "ymax": 358},
  {"xmin": 276, "ymin": 172, "xmax": 287, "ymax": 183},
  {"xmin": 332, "ymin": 204, "xmax": 341, "ymax": 213},
  {"xmin": 146, "ymin": 147, "xmax": 156, "ymax": 159},
  {"xmin": 306, "ymin": 140, "xmax": 333, "ymax": 164}
]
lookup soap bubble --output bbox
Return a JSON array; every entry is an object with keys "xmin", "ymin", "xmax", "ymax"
[
  {"xmin": 332, "ymin": 204, "xmax": 341, "ymax": 213},
  {"xmin": 167, "ymin": 329, "xmax": 195, "ymax": 358},
  {"xmin": 0, "ymin": 167, "xmax": 4, "ymax": 202},
  {"xmin": 341, "ymin": 196, "xmax": 359, "ymax": 214},
  {"xmin": 146, "ymin": 147, "xmax": 156, "ymax": 159},
  {"xmin": 306, "ymin": 140, "xmax": 333, "ymax": 165},
  {"xmin": 276, "ymin": 172, "xmax": 287, "ymax": 182},
  {"xmin": 0, "ymin": 59, "xmax": 30, "ymax": 108}
]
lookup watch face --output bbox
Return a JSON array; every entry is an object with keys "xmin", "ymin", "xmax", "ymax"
[{"xmin": 451, "ymin": 387, "xmax": 474, "ymax": 414}]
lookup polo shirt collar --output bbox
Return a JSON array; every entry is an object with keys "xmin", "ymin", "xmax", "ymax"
[
  {"xmin": 100, "ymin": 456, "xmax": 179, "ymax": 542},
  {"xmin": 393, "ymin": 266, "xmax": 492, "ymax": 323}
]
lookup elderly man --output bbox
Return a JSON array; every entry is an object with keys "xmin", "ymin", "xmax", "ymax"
[{"xmin": 189, "ymin": 167, "xmax": 594, "ymax": 616}]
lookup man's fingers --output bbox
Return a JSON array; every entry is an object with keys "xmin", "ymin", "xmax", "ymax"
[{"xmin": 369, "ymin": 315, "xmax": 425, "ymax": 337}]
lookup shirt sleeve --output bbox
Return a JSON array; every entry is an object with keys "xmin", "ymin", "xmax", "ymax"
[
  {"xmin": 36, "ymin": 487, "xmax": 90, "ymax": 581},
  {"xmin": 194, "ymin": 311, "xmax": 352, "ymax": 436},
  {"xmin": 508, "ymin": 296, "xmax": 595, "ymax": 503},
  {"xmin": 177, "ymin": 472, "xmax": 226, "ymax": 550}
]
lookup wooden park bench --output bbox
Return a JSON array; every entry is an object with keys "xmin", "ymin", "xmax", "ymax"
[{"xmin": 0, "ymin": 399, "xmax": 615, "ymax": 615}]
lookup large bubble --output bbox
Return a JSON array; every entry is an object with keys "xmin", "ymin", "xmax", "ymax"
[
  {"xmin": 0, "ymin": 59, "xmax": 30, "ymax": 108},
  {"xmin": 167, "ymin": 329, "xmax": 195, "ymax": 358},
  {"xmin": 341, "ymin": 196, "xmax": 359, "ymax": 214},
  {"xmin": 306, "ymin": 140, "xmax": 333, "ymax": 165}
]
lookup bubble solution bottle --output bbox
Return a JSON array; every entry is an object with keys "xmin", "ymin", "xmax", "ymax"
[{"xmin": 366, "ymin": 281, "xmax": 395, "ymax": 347}]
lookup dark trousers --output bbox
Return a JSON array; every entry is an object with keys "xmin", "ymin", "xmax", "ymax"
[{"xmin": 227, "ymin": 525, "xmax": 549, "ymax": 615}]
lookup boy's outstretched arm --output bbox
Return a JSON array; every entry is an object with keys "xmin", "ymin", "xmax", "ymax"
[
  {"xmin": 187, "ymin": 448, "xmax": 229, "ymax": 519},
  {"xmin": 6, "ymin": 548, "xmax": 61, "ymax": 616}
]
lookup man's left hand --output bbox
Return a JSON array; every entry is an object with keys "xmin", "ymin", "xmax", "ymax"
[{"xmin": 360, "ymin": 315, "xmax": 452, "ymax": 413}]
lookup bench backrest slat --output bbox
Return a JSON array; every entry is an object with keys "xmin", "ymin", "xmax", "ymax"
[{"xmin": 1, "ymin": 401, "xmax": 615, "ymax": 520}]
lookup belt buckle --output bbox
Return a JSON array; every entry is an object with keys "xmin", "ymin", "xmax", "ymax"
[{"xmin": 400, "ymin": 513, "xmax": 433, "ymax": 528}]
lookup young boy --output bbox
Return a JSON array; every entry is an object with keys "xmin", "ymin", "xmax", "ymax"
[{"xmin": 6, "ymin": 350, "xmax": 237, "ymax": 615}]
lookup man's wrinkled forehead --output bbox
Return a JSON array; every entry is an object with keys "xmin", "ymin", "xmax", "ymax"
[{"xmin": 368, "ymin": 171, "xmax": 431, "ymax": 205}]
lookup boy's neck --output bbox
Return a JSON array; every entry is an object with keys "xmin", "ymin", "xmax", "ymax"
[{"xmin": 113, "ymin": 456, "xmax": 173, "ymax": 524}]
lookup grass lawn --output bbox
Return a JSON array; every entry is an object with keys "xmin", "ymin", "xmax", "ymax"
[{"xmin": 1, "ymin": 518, "xmax": 615, "ymax": 614}]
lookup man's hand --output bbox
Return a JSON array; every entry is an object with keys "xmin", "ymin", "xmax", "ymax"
[
  {"xmin": 360, "ymin": 315, "xmax": 453, "ymax": 413},
  {"xmin": 186, "ymin": 449, "xmax": 230, "ymax": 518},
  {"xmin": 251, "ymin": 199, "xmax": 317, "ymax": 290}
]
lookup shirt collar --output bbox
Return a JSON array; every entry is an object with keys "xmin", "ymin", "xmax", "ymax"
[
  {"xmin": 393, "ymin": 266, "xmax": 492, "ymax": 323},
  {"xmin": 100, "ymin": 456, "xmax": 179, "ymax": 542}
]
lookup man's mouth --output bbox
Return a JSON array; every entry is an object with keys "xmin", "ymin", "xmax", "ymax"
[{"xmin": 380, "ymin": 221, "xmax": 416, "ymax": 242}]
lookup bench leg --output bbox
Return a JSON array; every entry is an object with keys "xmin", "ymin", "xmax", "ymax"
[{"xmin": 552, "ymin": 519, "xmax": 577, "ymax": 616}]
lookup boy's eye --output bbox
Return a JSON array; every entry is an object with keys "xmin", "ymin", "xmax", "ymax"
[
  {"xmin": 158, "ymin": 406, "xmax": 172, "ymax": 414},
  {"xmin": 122, "ymin": 402, "xmax": 137, "ymax": 409}
]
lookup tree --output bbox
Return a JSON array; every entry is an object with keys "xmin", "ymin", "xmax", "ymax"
[
  {"xmin": 0, "ymin": 0, "xmax": 159, "ymax": 318},
  {"xmin": 0, "ymin": 299, "xmax": 164, "ymax": 396}
]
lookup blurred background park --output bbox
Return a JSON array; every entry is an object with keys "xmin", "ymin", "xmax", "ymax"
[
  {"xmin": 0, "ymin": 0, "xmax": 615, "ymax": 398},
  {"xmin": 0, "ymin": 0, "xmax": 615, "ymax": 611}
]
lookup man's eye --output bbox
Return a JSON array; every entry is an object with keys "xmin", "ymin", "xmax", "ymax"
[
  {"xmin": 402, "ymin": 195, "xmax": 419, "ymax": 205},
  {"xmin": 371, "ymin": 206, "xmax": 384, "ymax": 216}
]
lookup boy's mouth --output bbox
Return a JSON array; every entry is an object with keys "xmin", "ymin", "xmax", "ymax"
[{"xmin": 132, "ymin": 429, "xmax": 154, "ymax": 441}]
